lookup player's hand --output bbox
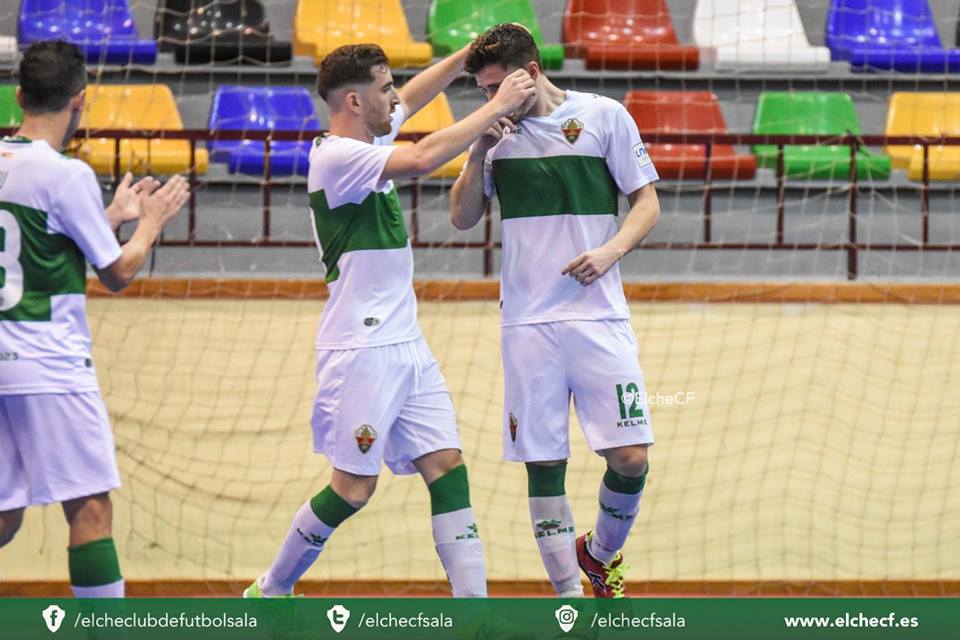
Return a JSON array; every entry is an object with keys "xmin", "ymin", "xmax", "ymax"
[
  {"xmin": 490, "ymin": 69, "xmax": 536, "ymax": 118},
  {"xmin": 561, "ymin": 245, "xmax": 623, "ymax": 286},
  {"xmin": 471, "ymin": 117, "xmax": 513, "ymax": 156},
  {"xmin": 108, "ymin": 172, "xmax": 159, "ymax": 225},
  {"xmin": 140, "ymin": 175, "xmax": 190, "ymax": 231}
]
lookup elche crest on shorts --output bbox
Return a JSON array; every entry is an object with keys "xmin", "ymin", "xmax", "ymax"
[
  {"xmin": 617, "ymin": 382, "xmax": 649, "ymax": 428},
  {"xmin": 561, "ymin": 118, "xmax": 584, "ymax": 144},
  {"xmin": 508, "ymin": 412, "xmax": 519, "ymax": 442},
  {"xmin": 354, "ymin": 424, "xmax": 377, "ymax": 453}
]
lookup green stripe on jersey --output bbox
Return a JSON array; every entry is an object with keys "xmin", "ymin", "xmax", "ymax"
[
  {"xmin": 0, "ymin": 201, "xmax": 86, "ymax": 322},
  {"xmin": 309, "ymin": 188, "xmax": 408, "ymax": 283},
  {"xmin": 492, "ymin": 155, "xmax": 619, "ymax": 220}
]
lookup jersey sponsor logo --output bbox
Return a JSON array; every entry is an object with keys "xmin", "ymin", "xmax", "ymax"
[
  {"xmin": 633, "ymin": 143, "xmax": 653, "ymax": 168},
  {"xmin": 561, "ymin": 118, "xmax": 584, "ymax": 144},
  {"xmin": 535, "ymin": 519, "xmax": 575, "ymax": 538},
  {"xmin": 616, "ymin": 382, "xmax": 649, "ymax": 428},
  {"xmin": 296, "ymin": 527, "xmax": 329, "ymax": 548},
  {"xmin": 455, "ymin": 523, "xmax": 480, "ymax": 540},
  {"xmin": 354, "ymin": 425, "xmax": 377, "ymax": 453},
  {"xmin": 508, "ymin": 412, "xmax": 519, "ymax": 442}
]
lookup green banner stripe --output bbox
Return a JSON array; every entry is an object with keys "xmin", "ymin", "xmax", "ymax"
[
  {"xmin": 309, "ymin": 189, "xmax": 408, "ymax": 284},
  {"xmin": 492, "ymin": 155, "xmax": 619, "ymax": 220}
]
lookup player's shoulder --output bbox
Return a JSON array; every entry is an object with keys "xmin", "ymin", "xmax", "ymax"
[{"xmin": 569, "ymin": 91, "xmax": 627, "ymax": 119}]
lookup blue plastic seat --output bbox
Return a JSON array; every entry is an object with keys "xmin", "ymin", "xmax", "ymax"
[
  {"xmin": 19, "ymin": 0, "xmax": 157, "ymax": 65},
  {"xmin": 208, "ymin": 86, "xmax": 318, "ymax": 177},
  {"xmin": 826, "ymin": 0, "xmax": 960, "ymax": 72}
]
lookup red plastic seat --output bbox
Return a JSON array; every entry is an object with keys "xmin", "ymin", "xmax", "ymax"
[
  {"xmin": 624, "ymin": 91, "xmax": 756, "ymax": 180},
  {"xmin": 563, "ymin": 0, "xmax": 699, "ymax": 70}
]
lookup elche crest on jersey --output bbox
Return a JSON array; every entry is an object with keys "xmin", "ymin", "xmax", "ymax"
[
  {"xmin": 561, "ymin": 118, "xmax": 584, "ymax": 144},
  {"xmin": 354, "ymin": 425, "xmax": 377, "ymax": 453}
]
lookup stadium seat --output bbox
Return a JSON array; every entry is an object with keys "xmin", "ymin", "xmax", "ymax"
[
  {"xmin": 753, "ymin": 92, "xmax": 891, "ymax": 180},
  {"xmin": 885, "ymin": 92, "xmax": 960, "ymax": 181},
  {"xmin": 397, "ymin": 93, "xmax": 465, "ymax": 178},
  {"xmin": 154, "ymin": 0, "xmax": 292, "ymax": 65},
  {"xmin": 0, "ymin": 36, "xmax": 16, "ymax": 63},
  {"xmin": 294, "ymin": 0, "xmax": 432, "ymax": 67},
  {"xmin": 208, "ymin": 86, "xmax": 316, "ymax": 177},
  {"xmin": 624, "ymin": 91, "xmax": 755, "ymax": 180},
  {"xmin": 428, "ymin": 0, "xmax": 564, "ymax": 69},
  {"xmin": 18, "ymin": 0, "xmax": 157, "ymax": 65},
  {"xmin": 0, "ymin": 85, "xmax": 22, "ymax": 127},
  {"xmin": 693, "ymin": 0, "xmax": 830, "ymax": 72},
  {"xmin": 563, "ymin": 0, "xmax": 698, "ymax": 71},
  {"xmin": 826, "ymin": 0, "xmax": 960, "ymax": 73},
  {"xmin": 76, "ymin": 85, "xmax": 208, "ymax": 175}
]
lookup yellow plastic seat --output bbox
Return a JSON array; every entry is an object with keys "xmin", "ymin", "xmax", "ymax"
[
  {"xmin": 397, "ymin": 93, "xmax": 465, "ymax": 178},
  {"xmin": 76, "ymin": 85, "xmax": 208, "ymax": 176},
  {"xmin": 885, "ymin": 92, "xmax": 960, "ymax": 180},
  {"xmin": 294, "ymin": 0, "xmax": 432, "ymax": 67}
]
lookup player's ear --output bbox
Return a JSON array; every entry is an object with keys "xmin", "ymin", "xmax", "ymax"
[
  {"xmin": 344, "ymin": 89, "xmax": 362, "ymax": 115},
  {"xmin": 14, "ymin": 86, "xmax": 24, "ymax": 109},
  {"xmin": 525, "ymin": 61, "xmax": 541, "ymax": 81},
  {"xmin": 69, "ymin": 88, "xmax": 86, "ymax": 112}
]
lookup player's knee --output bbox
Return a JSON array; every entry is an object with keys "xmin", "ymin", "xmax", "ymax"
[
  {"xmin": 331, "ymin": 474, "xmax": 378, "ymax": 509},
  {"xmin": 63, "ymin": 493, "xmax": 113, "ymax": 539},
  {"xmin": 605, "ymin": 446, "xmax": 649, "ymax": 478},
  {"xmin": 0, "ymin": 509, "xmax": 25, "ymax": 548}
]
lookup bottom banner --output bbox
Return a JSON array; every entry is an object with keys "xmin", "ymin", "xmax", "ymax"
[{"xmin": 1, "ymin": 597, "xmax": 955, "ymax": 639}]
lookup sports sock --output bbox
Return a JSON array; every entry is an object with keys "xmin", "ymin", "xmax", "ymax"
[
  {"xmin": 429, "ymin": 464, "xmax": 487, "ymax": 597},
  {"xmin": 589, "ymin": 465, "xmax": 648, "ymax": 565},
  {"xmin": 526, "ymin": 462, "xmax": 583, "ymax": 597},
  {"xmin": 69, "ymin": 537, "xmax": 124, "ymax": 597},
  {"xmin": 260, "ymin": 485, "xmax": 357, "ymax": 596}
]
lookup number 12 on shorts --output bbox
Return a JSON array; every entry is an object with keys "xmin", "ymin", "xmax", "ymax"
[{"xmin": 616, "ymin": 383, "xmax": 648, "ymax": 427}]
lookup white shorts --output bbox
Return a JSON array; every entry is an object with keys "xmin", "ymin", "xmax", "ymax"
[
  {"xmin": 501, "ymin": 319, "xmax": 654, "ymax": 462},
  {"xmin": 0, "ymin": 392, "xmax": 121, "ymax": 511},
  {"xmin": 311, "ymin": 337, "xmax": 461, "ymax": 476}
]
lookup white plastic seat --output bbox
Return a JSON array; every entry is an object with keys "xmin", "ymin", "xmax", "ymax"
[
  {"xmin": 693, "ymin": 0, "xmax": 831, "ymax": 72},
  {"xmin": 0, "ymin": 37, "xmax": 17, "ymax": 63}
]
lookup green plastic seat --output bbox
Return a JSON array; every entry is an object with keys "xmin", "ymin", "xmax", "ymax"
[
  {"xmin": 753, "ymin": 92, "xmax": 891, "ymax": 180},
  {"xmin": 0, "ymin": 85, "xmax": 23, "ymax": 127},
  {"xmin": 427, "ymin": 0, "xmax": 563, "ymax": 69}
]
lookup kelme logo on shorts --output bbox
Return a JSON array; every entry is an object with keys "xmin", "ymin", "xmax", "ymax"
[
  {"xmin": 354, "ymin": 425, "xmax": 377, "ymax": 453},
  {"xmin": 508, "ymin": 413, "xmax": 519, "ymax": 442},
  {"xmin": 617, "ymin": 383, "xmax": 649, "ymax": 428},
  {"xmin": 561, "ymin": 118, "xmax": 584, "ymax": 144}
]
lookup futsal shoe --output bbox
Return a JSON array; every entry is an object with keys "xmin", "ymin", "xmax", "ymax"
[
  {"xmin": 242, "ymin": 576, "xmax": 300, "ymax": 598},
  {"xmin": 576, "ymin": 531, "xmax": 627, "ymax": 598}
]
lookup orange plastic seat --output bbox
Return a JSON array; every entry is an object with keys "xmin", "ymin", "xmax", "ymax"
[
  {"xmin": 76, "ymin": 85, "xmax": 208, "ymax": 176},
  {"xmin": 563, "ymin": 0, "xmax": 699, "ymax": 70},
  {"xmin": 397, "ymin": 93, "xmax": 465, "ymax": 178},
  {"xmin": 294, "ymin": 0, "xmax": 432, "ymax": 67},
  {"xmin": 885, "ymin": 92, "xmax": 960, "ymax": 181},
  {"xmin": 624, "ymin": 91, "xmax": 755, "ymax": 180}
]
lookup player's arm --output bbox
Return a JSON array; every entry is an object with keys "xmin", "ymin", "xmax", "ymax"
[
  {"xmin": 95, "ymin": 176, "xmax": 190, "ymax": 292},
  {"xmin": 103, "ymin": 172, "xmax": 159, "ymax": 231},
  {"xmin": 397, "ymin": 45, "xmax": 470, "ymax": 119},
  {"xmin": 450, "ymin": 118, "xmax": 511, "ymax": 230},
  {"xmin": 383, "ymin": 70, "xmax": 534, "ymax": 181},
  {"xmin": 562, "ymin": 184, "xmax": 660, "ymax": 286}
]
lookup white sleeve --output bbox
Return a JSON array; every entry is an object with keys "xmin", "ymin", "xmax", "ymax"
[
  {"xmin": 373, "ymin": 104, "xmax": 407, "ymax": 146},
  {"xmin": 51, "ymin": 165, "xmax": 122, "ymax": 270},
  {"xmin": 482, "ymin": 148, "xmax": 496, "ymax": 199},
  {"xmin": 320, "ymin": 139, "xmax": 398, "ymax": 207},
  {"xmin": 604, "ymin": 102, "xmax": 659, "ymax": 194}
]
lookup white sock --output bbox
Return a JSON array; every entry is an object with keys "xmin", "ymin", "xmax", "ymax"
[
  {"xmin": 590, "ymin": 481, "xmax": 643, "ymax": 565},
  {"xmin": 529, "ymin": 496, "xmax": 583, "ymax": 597},
  {"xmin": 261, "ymin": 501, "xmax": 337, "ymax": 596},
  {"xmin": 72, "ymin": 578, "xmax": 124, "ymax": 598},
  {"xmin": 433, "ymin": 507, "xmax": 487, "ymax": 597}
]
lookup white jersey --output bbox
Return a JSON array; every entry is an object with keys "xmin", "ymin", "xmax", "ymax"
[
  {"xmin": 308, "ymin": 107, "xmax": 422, "ymax": 350},
  {"xmin": 0, "ymin": 136, "xmax": 121, "ymax": 394},
  {"xmin": 484, "ymin": 91, "xmax": 659, "ymax": 326}
]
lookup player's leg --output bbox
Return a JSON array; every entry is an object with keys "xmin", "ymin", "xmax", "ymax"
[
  {"xmin": 388, "ymin": 338, "xmax": 486, "ymax": 597},
  {"xmin": 0, "ymin": 508, "xmax": 24, "ymax": 548},
  {"xmin": 567, "ymin": 320, "xmax": 654, "ymax": 598},
  {"xmin": 501, "ymin": 323, "xmax": 583, "ymax": 597},
  {"xmin": 249, "ymin": 345, "xmax": 412, "ymax": 597},
  {"xmin": 62, "ymin": 492, "xmax": 123, "ymax": 597}
]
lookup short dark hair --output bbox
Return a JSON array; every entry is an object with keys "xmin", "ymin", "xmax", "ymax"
[
  {"xmin": 19, "ymin": 40, "xmax": 87, "ymax": 113},
  {"xmin": 317, "ymin": 44, "xmax": 390, "ymax": 101},
  {"xmin": 465, "ymin": 23, "xmax": 542, "ymax": 75}
]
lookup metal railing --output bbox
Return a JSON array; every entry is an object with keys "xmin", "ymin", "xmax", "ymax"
[{"xmin": 3, "ymin": 128, "xmax": 959, "ymax": 279}]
